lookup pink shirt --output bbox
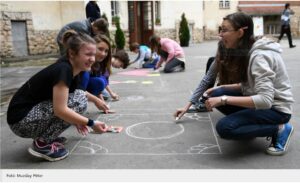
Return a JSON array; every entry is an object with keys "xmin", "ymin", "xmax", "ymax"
[{"xmin": 160, "ymin": 38, "xmax": 185, "ymax": 63}]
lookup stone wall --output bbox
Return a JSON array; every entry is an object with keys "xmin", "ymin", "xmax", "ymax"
[
  {"xmin": 155, "ymin": 27, "xmax": 203, "ymax": 43},
  {"xmin": 154, "ymin": 29, "xmax": 177, "ymax": 40},
  {"xmin": 1, "ymin": 11, "xmax": 58, "ymax": 58}
]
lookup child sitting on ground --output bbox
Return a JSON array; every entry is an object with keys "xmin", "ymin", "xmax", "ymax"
[{"xmin": 129, "ymin": 42, "xmax": 160, "ymax": 69}]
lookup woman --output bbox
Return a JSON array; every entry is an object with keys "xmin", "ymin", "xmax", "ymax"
[
  {"xmin": 57, "ymin": 18, "xmax": 109, "ymax": 56},
  {"xmin": 174, "ymin": 41, "xmax": 242, "ymax": 117},
  {"xmin": 81, "ymin": 34, "xmax": 119, "ymax": 101},
  {"xmin": 149, "ymin": 35, "xmax": 186, "ymax": 73},
  {"xmin": 206, "ymin": 12, "xmax": 294, "ymax": 155},
  {"xmin": 7, "ymin": 30, "xmax": 110, "ymax": 161}
]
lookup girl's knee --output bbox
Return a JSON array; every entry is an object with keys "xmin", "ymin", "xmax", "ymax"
[
  {"xmin": 216, "ymin": 119, "xmax": 233, "ymax": 139},
  {"xmin": 70, "ymin": 90, "xmax": 88, "ymax": 113}
]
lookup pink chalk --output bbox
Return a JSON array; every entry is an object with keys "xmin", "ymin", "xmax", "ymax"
[{"xmin": 117, "ymin": 69, "xmax": 150, "ymax": 76}]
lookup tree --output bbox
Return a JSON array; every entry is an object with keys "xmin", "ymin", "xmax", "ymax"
[
  {"xmin": 114, "ymin": 17, "xmax": 125, "ymax": 50},
  {"xmin": 179, "ymin": 13, "xmax": 190, "ymax": 47}
]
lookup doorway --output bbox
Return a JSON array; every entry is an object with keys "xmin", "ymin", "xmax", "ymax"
[
  {"xmin": 128, "ymin": 1, "xmax": 154, "ymax": 46},
  {"xmin": 11, "ymin": 21, "xmax": 28, "ymax": 56}
]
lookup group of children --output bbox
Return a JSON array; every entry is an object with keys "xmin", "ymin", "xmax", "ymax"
[
  {"xmin": 7, "ymin": 12, "xmax": 295, "ymax": 162},
  {"xmin": 7, "ymin": 16, "xmax": 187, "ymax": 162}
]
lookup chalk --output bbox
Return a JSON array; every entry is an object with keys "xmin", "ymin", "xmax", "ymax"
[
  {"xmin": 174, "ymin": 116, "xmax": 181, "ymax": 124},
  {"xmin": 141, "ymin": 81, "xmax": 153, "ymax": 84},
  {"xmin": 147, "ymin": 73, "xmax": 160, "ymax": 77}
]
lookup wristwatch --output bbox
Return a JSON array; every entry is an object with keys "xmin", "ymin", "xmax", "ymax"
[{"xmin": 221, "ymin": 96, "xmax": 228, "ymax": 105}]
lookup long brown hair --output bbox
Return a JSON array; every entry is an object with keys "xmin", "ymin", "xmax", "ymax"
[
  {"xmin": 217, "ymin": 12, "xmax": 255, "ymax": 85},
  {"xmin": 149, "ymin": 35, "xmax": 161, "ymax": 54},
  {"xmin": 91, "ymin": 34, "xmax": 112, "ymax": 76}
]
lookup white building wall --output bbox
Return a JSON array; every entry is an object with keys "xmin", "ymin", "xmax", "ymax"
[
  {"xmin": 203, "ymin": 0, "xmax": 238, "ymax": 39},
  {"xmin": 96, "ymin": 1, "xmax": 128, "ymax": 30},
  {"xmin": 1, "ymin": 1, "xmax": 85, "ymax": 30},
  {"xmin": 155, "ymin": 1, "xmax": 203, "ymax": 30}
]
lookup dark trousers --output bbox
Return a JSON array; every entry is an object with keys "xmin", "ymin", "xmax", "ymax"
[
  {"xmin": 210, "ymin": 87, "xmax": 291, "ymax": 140},
  {"xmin": 278, "ymin": 25, "xmax": 294, "ymax": 47},
  {"xmin": 164, "ymin": 57, "xmax": 185, "ymax": 73}
]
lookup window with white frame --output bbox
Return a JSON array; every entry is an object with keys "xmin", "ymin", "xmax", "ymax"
[
  {"xmin": 219, "ymin": 0, "xmax": 230, "ymax": 9},
  {"xmin": 111, "ymin": 1, "xmax": 120, "ymax": 18}
]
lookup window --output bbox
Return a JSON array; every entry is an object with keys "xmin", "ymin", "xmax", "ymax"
[
  {"xmin": 219, "ymin": 0, "xmax": 230, "ymax": 9},
  {"xmin": 155, "ymin": 1, "xmax": 161, "ymax": 25},
  {"xmin": 111, "ymin": 1, "xmax": 120, "ymax": 22}
]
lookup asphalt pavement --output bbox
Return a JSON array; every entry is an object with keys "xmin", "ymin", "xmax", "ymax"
[{"xmin": 1, "ymin": 40, "xmax": 300, "ymax": 182}]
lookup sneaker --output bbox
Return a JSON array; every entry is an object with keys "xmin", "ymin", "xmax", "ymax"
[
  {"xmin": 290, "ymin": 45, "xmax": 296, "ymax": 48},
  {"xmin": 187, "ymin": 102, "xmax": 208, "ymax": 113},
  {"xmin": 195, "ymin": 102, "xmax": 208, "ymax": 112},
  {"xmin": 186, "ymin": 105, "xmax": 198, "ymax": 113},
  {"xmin": 54, "ymin": 137, "xmax": 68, "ymax": 145},
  {"xmin": 266, "ymin": 123, "xmax": 294, "ymax": 156},
  {"xmin": 28, "ymin": 140, "xmax": 69, "ymax": 161}
]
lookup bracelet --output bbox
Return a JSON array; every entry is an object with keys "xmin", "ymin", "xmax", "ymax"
[{"xmin": 87, "ymin": 119, "xmax": 95, "ymax": 127}]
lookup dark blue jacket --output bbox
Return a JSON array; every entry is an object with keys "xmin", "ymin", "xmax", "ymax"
[{"xmin": 86, "ymin": 1, "xmax": 101, "ymax": 22}]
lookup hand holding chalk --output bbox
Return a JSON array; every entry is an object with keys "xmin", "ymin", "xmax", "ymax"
[
  {"xmin": 92, "ymin": 121, "xmax": 108, "ymax": 133},
  {"xmin": 174, "ymin": 109, "xmax": 186, "ymax": 122}
]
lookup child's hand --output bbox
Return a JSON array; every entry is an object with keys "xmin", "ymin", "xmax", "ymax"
[
  {"xmin": 92, "ymin": 121, "xmax": 108, "ymax": 133},
  {"xmin": 94, "ymin": 99, "xmax": 110, "ymax": 113},
  {"xmin": 174, "ymin": 108, "xmax": 186, "ymax": 120},
  {"xmin": 76, "ymin": 125, "xmax": 89, "ymax": 136},
  {"xmin": 111, "ymin": 92, "xmax": 119, "ymax": 101}
]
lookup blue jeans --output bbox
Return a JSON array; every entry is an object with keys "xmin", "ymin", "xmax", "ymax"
[
  {"xmin": 143, "ymin": 57, "xmax": 159, "ymax": 69},
  {"xmin": 211, "ymin": 87, "xmax": 291, "ymax": 140},
  {"xmin": 81, "ymin": 71, "xmax": 107, "ymax": 96}
]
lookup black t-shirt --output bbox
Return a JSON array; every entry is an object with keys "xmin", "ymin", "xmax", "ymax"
[{"xmin": 7, "ymin": 57, "xmax": 83, "ymax": 125}]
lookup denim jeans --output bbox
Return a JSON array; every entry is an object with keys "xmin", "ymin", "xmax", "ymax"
[
  {"xmin": 211, "ymin": 87, "xmax": 291, "ymax": 140},
  {"xmin": 81, "ymin": 71, "xmax": 107, "ymax": 96}
]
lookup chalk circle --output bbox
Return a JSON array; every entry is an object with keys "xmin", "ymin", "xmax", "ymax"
[
  {"xmin": 126, "ymin": 121, "xmax": 184, "ymax": 140},
  {"xmin": 127, "ymin": 95, "xmax": 144, "ymax": 101}
]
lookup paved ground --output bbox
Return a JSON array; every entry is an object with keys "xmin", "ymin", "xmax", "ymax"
[{"xmin": 1, "ymin": 40, "xmax": 300, "ymax": 178}]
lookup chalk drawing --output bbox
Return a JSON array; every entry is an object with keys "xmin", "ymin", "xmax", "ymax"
[
  {"xmin": 96, "ymin": 114, "xmax": 122, "ymax": 122},
  {"xmin": 70, "ymin": 140, "xmax": 108, "ymax": 155},
  {"xmin": 147, "ymin": 73, "xmax": 160, "ymax": 77},
  {"xmin": 187, "ymin": 144, "xmax": 219, "ymax": 154},
  {"xmin": 117, "ymin": 69, "xmax": 150, "ymax": 76},
  {"xmin": 110, "ymin": 80, "xmax": 122, "ymax": 84},
  {"xmin": 184, "ymin": 113, "xmax": 210, "ymax": 121},
  {"xmin": 126, "ymin": 121, "xmax": 184, "ymax": 140},
  {"xmin": 126, "ymin": 95, "xmax": 145, "ymax": 101},
  {"xmin": 123, "ymin": 80, "xmax": 138, "ymax": 84},
  {"xmin": 141, "ymin": 81, "xmax": 153, "ymax": 85}
]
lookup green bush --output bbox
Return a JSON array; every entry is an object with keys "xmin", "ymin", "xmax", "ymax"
[
  {"xmin": 179, "ymin": 13, "xmax": 190, "ymax": 47},
  {"xmin": 114, "ymin": 17, "xmax": 125, "ymax": 50}
]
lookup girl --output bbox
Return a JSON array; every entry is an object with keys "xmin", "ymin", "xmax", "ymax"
[
  {"xmin": 149, "ymin": 35, "xmax": 186, "ymax": 73},
  {"xmin": 81, "ymin": 34, "xmax": 119, "ymax": 101},
  {"xmin": 205, "ymin": 12, "xmax": 294, "ymax": 155},
  {"xmin": 7, "ymin": 30, "xmax": 109, "ymax": 162},
  {"xmin": 129, "ymin": 42, "xmax": 160, "ymax": 69}
]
